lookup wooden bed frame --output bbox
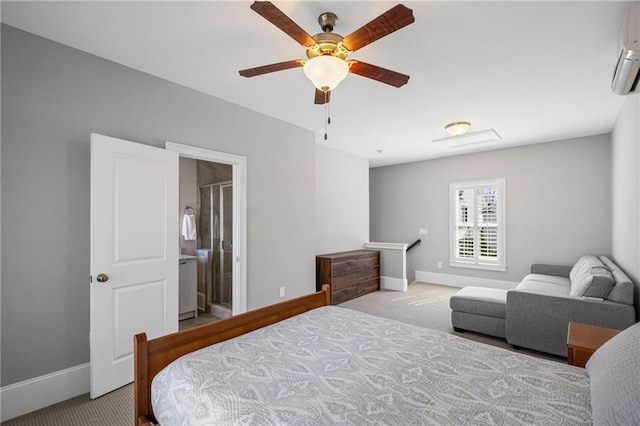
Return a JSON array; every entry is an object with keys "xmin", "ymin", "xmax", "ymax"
[{"xmin": 133, "ymin": 285, "xmax": 331, "ymax": 426}]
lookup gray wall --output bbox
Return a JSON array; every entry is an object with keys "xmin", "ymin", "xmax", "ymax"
[
  {"xmin": 1, "ymin": 25, "xmax": 368, "ymax": 386},
  {"xmin": 179, "ymin": 157, "xmax": 198, "ymax": 255},
  {"xmin": 370, "ymin": 135, "xmax": 612, "ymax": 283},
  {"xmin": 315, "ymin": 143, "xmax": 369, "ymax": 254},
  {"xmin": 611, "ymin": 95, "xmax": 640, "ymax": 319}
]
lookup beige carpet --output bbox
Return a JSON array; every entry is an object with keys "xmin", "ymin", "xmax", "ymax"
[
  {"xmin": 2, "ymin": 383, "xmax": 133, "ymax": 426},
  {"xmin": 340, "ymin": 281, "xmax": 459, "ymax": 331},
  {"xmin": 2, "ymin": 282, "xmax": 562, "ymax": 425}
]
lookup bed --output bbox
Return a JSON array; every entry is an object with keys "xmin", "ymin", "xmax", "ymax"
[{"xmin": 134, "ymin": 285, "xmax": 640, "ymax": 425}]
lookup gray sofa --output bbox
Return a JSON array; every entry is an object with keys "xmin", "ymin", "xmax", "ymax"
[{"xmin": 450, "ymin": 255, "xmax": 636, "ymax": 356}]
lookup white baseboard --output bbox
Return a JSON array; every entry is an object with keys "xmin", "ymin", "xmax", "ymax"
[
  {"xmin": 380, "ymin": 276, "xmax": 408, "ymax": 292},
  {"xmin": 415, "ymin": 270, "xmax": 519, "ymax": 290},
  {"xmin": 0, "ymin": 362, "xmax": 90, "ymax": 422}
]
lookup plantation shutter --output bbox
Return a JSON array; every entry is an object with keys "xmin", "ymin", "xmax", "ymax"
[
  {"xmin": 450, "ymin": 179, "xmax": 505, "ymax": 271},
  {"xmin": 477, "ymin": 186, "xmax": 498, "ymax": 260},
  {"xmin": 455, "ymin": 188, "xmax": 474, "ymax": 259}
]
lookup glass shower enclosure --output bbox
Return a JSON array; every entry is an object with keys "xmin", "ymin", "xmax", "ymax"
[{"xmin": 199, "ymin": 181, "xmax": 233, "ymax": 313}]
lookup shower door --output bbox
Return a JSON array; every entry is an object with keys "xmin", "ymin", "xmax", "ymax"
[
  {"xmin": 219, "ymin": 183, "xmax": 233, "ymax": 308},
  {"xmin": 199, "ymin": 182, "xmax": 232, "ymax": 310}
]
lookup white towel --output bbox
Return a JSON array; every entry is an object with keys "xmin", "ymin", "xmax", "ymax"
[{"xmin": 182, "ymin": 213, "xmax": 197, "ymax": 241}]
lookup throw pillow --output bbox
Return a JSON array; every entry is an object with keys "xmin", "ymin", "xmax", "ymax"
[{"xmin": 569, "ymin": 267, "xmax": 615, "ymax": 298}]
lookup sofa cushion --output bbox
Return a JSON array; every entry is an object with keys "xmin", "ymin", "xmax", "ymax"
[
  {"xmin": 449, "ymin": 287, "xmax": 507, "ymax": 319},
  {"xmin": 569, "ymin": 255, "xmax": 604, "ymax": 283},
  {"xmin": 568, "ymin": 255, "xmax": 615, "ymax": 298},
  {"xmin": 523, "ymin": 274, "xmax": 571, "ymax": 288},
  {"xmin": 517, "ymin": 275, "xmax": 571, "ymax": 296},
  {"xmin": 599, "ymin": 255, "xmax": 635, "ymax": 305},
  {"xmin": 586, "ymin": 321, "xmax": 640, "ymax": 425}
]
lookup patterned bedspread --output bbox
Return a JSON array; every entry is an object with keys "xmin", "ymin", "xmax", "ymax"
[{"xmin": 152, "ymin": 306, "xmax": 591, "ymax": 425}]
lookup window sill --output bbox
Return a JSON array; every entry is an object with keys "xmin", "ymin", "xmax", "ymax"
[{"xmin": 449, "ymin": 261, "xmax": 507, "ymax": 272}]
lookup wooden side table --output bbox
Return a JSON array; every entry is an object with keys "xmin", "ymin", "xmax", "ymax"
[{"xmin": 567, "ymin": 321, "xmax": 621, "ymax": 367}]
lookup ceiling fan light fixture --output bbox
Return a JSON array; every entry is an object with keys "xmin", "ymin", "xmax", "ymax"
[
  {"xmin": 445, "ymin": 121, "xmax": 471, "ymax": 136},
  {"xmin": 303, "ymin": 55, "xmax": 349, "ymax": 91}
]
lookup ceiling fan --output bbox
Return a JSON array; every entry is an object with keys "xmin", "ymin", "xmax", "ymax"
[{"xmin": 239, "ymin": 2, "xmax": 415, "ymax": 105}]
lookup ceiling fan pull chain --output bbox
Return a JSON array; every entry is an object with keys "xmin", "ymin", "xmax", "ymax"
[{"xmin": 324, "ymin": 103, "xmax": 328, "ymax": 140}]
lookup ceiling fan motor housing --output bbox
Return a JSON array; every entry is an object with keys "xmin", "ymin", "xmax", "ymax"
[
  {"xmin": 318, "ymin": 12, "xmax": 338, "ymax": 32},
  {"xmin": 307, "ymin": 32, "xmax": 350, "ymax": 59}
]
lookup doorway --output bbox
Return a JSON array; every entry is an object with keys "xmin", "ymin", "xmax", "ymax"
[{"xmin": 167, "ymin": 141, "xmax": 247, "ymax": 316}]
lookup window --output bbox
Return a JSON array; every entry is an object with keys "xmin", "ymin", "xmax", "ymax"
[{"xmin": 450, "ymin": 178, "xmax": 506, "ymax": 271}]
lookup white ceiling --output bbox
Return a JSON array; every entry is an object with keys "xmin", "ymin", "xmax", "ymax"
[{"xmin": 2, "ymin": 1, "xmax": 632, "ymax": 167}]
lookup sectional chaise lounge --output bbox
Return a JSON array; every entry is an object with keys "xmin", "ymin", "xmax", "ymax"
[{"xmin": 450, "ymin": 255, "xmax": 636, "ymax": 356}]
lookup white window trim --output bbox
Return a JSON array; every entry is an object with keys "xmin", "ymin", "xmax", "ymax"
[{"xmin": 449, "ymin": 178, "xmax": 506, "ymax": 272}]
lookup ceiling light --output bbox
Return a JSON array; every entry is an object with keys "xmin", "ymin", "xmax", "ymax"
[
  {"xmin": 433, "ymin": 129, "xmax": 502, "ymax": 148},
  {"xmin": 445, "ymin": 121, "xmax": 471, "ymax": 136},
  {"xmin": 303, "ymin": 56, "xmax": 349, "ymax": 92}
]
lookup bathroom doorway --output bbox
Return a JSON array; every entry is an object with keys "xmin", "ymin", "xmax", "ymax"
[
  {"xmin": 180, "ymin": 159, "xmax": 233, "ymax": 321},
  {"xmin": 169, "ymin": 141, "xmax": 247, "ymax": 321}
]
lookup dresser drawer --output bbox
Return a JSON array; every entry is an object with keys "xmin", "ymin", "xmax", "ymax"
[
  {"xmin": 332, "ymin": 258, "xmax": 359, "ymax": 275},
  {"xmin": 358, "ymin": 255, "xmax": 379, "ymax": 269},
  {"xmin": 332, "ymin": 271, "xmax": 358, "ymax": 290},
  {"xmin": 358, "ymin": 266, "xmax": 379, "ymax": 282},
  {"xmin": 358, "ymin": 278, "xmax": 379, "ymax": 296},
  {"xmin": 333, "ymin": 285, "xmax": 358, "ymax": 304}
]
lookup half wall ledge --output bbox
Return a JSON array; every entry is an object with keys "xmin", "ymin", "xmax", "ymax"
[{"xmin": 364, "ymin": 242, "xmax": 409, "ymax": 292}]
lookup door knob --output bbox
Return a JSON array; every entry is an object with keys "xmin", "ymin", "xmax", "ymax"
[{"xmin": 96, "ymin": 273, "xmax": 109, "ymax": 283}]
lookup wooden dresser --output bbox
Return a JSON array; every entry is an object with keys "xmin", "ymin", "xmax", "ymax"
[{"xmin": 316, "ymin": 249, "xmax": 380, "ymax": 305}]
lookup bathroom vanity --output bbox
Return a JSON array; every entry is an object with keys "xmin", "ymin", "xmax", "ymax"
[{"xmin": 179, "ymin": 255, "xmax": 198, "ymax": 320}]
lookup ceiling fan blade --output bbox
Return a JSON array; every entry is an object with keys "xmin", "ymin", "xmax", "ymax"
[
  {"xmin": 250, "ymin": 1, "xmax": 316, "ymax": 48},
  {"xmin": 239, "ymin": 60, "xmax": 303, "ymax": 77},
  {"xmin": 341, "ymin": 4, "xmax": 415, "ymax": 52},
  {"xmin": 349, "ymin": 61, "xmax": 410, "ymax": 87},
  {"xmin": 314, "ymin": 89, "xmax": 331, "ymax": 105}
]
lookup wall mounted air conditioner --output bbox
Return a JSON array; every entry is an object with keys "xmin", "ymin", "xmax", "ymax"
[{"xmin": 612, "ymin": 2, "xmax": 640, "ymax": 95}]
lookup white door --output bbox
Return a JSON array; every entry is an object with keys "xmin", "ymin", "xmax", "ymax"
[{"xmin": 90, "ymin": 133, "xmax": 179, "ymax": 398}]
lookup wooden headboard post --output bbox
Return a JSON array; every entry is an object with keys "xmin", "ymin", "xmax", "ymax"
[
  {"xmin": 323, "ymin": 283, "xmax": 331, "ymax": 305},
  {"xmin": 133, "ymin": 332, "xmax": 154, "ymax": 425},
  {"xmin": 133, "ymin": 285, "xmax": 331, "ymax": 425}
]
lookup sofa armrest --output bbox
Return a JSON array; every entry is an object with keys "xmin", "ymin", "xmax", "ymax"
[
  {"xmin": 506, "ymin": 290, "xmax": 636, "ymax": 357},
  {"xmin": 529, "ymin": 263, "xmax": 572, "ymax": 277}
]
